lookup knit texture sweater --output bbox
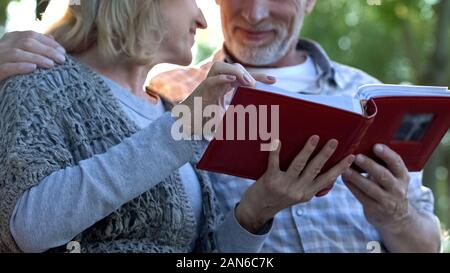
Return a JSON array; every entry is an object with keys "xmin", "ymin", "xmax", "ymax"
[{"xmin": 0, "ymin": 56, "xmax": 223, "ymax": 253}]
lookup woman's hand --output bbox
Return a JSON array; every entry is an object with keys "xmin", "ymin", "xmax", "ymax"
[
  {"xmin": 177, "ymin": 61, "xmax": 275, "ymax": 138},
  {"xmin": 236, "ymin": 136, "xmax": 356, "ymax": 233},
  {"xmin": 0, "ymin": 31, "xmax": 66, "ymax": 81}
]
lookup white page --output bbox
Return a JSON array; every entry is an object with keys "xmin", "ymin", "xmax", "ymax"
[
  {"xmin": 356, "ymin": 84, "xmax": 450, "ymax": 100},
  {"xmin": 253, "ymin": 82, "xmax": 363, "ymax": 114},
  {"xmin": 246, "ymin": 83, "xmax": 449, "ymax": 116}
]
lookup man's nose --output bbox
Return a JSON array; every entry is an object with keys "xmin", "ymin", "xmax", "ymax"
[{"xmin": 241, "ymin": 0, "xmax": 270, "ymax": 25}]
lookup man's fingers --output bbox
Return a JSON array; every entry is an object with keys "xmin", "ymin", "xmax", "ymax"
[
  {"xmin": 266, "ymin": 140, "xmax": 281, "ymax": 173},
  {"xmin": 342, "ymin": 168, "xmax": 386, "ymax": 203},
  {"xmin": 286, "ymin": 135, "xmax": 319, "ymax": 178},
  {"xmin": 299, "ymin": 139, "xmax": 338, "ymax": 182},
  {"xmin": 19, "ymin": 37, "xmax": 66, "ymax": 64},
  {"xmin": 4, "ymin": 48, "xmax": 56, "ymax": 68},
  {"xmin": 373, "ymin": 144, "xmax": 409, "ymax": 180},
  {"xmin": 342, "ymin": 175, "xmax": 379, "ymax": 209},
  {"xmin": 312, "ymin": 155, "xmax": 355, "ymax": 194},
  {"xmin": 354, "ymin": 154, "xmax": 396, "ymax": 191},
  {"xmin": 0, "ymin": 63, "xmax": 37, "ymax": 81}
]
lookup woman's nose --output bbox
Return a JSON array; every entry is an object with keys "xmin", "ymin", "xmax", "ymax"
[{"xmin": 196, "ymin": 9, "xmax": 208, "ymax": 29}]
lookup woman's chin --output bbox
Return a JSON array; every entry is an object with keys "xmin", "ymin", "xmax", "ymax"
[
  {"xmin": 158, "ymin": 50, "xmax": 192, "ymax": 66},
  {"xmin": 172, "ymin": 55, "xmax": 193, "ymax": 66}
]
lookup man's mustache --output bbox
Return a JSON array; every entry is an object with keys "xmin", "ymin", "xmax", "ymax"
[{"xmin": 232, "ymin": 21, "xmax": 285, "ymax": 34}]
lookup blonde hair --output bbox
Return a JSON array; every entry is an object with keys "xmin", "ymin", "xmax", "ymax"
[{"xmin": 47, "ymin": 0, "xmax": 165, "ymax": 64}]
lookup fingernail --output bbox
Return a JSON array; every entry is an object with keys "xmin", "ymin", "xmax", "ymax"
[
  {"xmin": 25, "ymin": 63, "xmax": 37, "ymax": 71},
  {"xmin": 57, "ymin": 46, "xmax": 66, "ymax": 54},
  {"xmin": 226, "ymin": 75, "xmax": 236, "ymax": 81},
  {"xmin": 347, "ymin": 155, "xmax": 356, "ymax": 164},
  {"xmin": 355, "ymin": 154, "xmax": 365, "ymax": 164},
  {"xmin": 56, "ymin": 54, "xmax": 66, "ymax": 64},
  {"xmin": 266, "ymin": 76, "xmax": 276, "ymax": 81},
  {"xmin": 310, "ymin": 135, "xmax": 319, "ymax": 146},
  {"xmin": 44, "ymin": 59, "xmax": 55, "ymax": 67},
  {"xmin": 272, "ymin": 139, "xmax": 280, "ymax": 150},
  {"xmin": 374, "ymin": 144, "xmax": 384, "ymax": 153},
  {"xmin": 329, "ymin": 139, "xmax": 338, "ymax": 149},
  {"xmin": 316, "ymin": 187, "xmax": 332, "ymax": 197},
  {"xmin": 243, "ymin": 73, "xmax": 252, "ymax": 85}
]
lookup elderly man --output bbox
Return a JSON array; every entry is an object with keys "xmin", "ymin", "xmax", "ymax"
[{"xmin": 0, "ymin": 0, "xmax": 441, "ymax": 253}]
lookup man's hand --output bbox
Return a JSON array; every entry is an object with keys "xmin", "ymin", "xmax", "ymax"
[
  {"xmin": 342, "ymin": 143, "xmax": 441, "ymax": 252},
  {"xmin": 0, "ymin": 31, "xmax": 66, "ymax": 81},
  {"xmin": 236, "ymin": 136, "xmax": 355, "ymax": 233},
  {"xmin": 342, "ymin": 144, "xmax": 412, "ymax": 234}
]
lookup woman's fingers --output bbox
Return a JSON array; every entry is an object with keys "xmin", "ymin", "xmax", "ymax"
[
  {"xmin": 208, "ymin": 62, "xmax": 255, "ymax": 87},
  {"xmin": 200, "ymin": 74, "xmax": 238, "ymax": 97},
  {"xmin": 208, "ymin": 62, "xmax": 276, "ymax": 87},
  {"xmin": 251, "ymin": 73, "xmax": 276, "ymax": 85}
]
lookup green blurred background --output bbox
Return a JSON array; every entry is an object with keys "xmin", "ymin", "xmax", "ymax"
[{"xmin": 0, "ymin": 0, "xmax": 449, "ymax": 252}]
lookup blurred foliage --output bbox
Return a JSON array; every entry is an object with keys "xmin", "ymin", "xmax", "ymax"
[
  {"xmin": 0, "ymin": 0, "xmax": 46, "ymax": 35},
  {"xmin": 443, "ymin": 230, "xmax": 450, "ymax": 252},
  {"xmin": 0, "ymin": 0, "xmax": 13, "ymax": 25},
  {"xmin": 195, "ymin": 42, "xmax": 217, "ymax": 64},
  {"xmin": 302, "ymin": 0, "xmax": 449, "ymax": 85}
]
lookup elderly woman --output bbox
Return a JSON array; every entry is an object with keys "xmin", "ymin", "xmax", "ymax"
[{"xmin": 0, "ymin": 0, "xmax": 354, "ymax": 253}]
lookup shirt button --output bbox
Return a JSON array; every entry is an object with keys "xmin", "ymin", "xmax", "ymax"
[{"xmin": 296, "ymin": 208, "xmax": 304, "ymax": 217}]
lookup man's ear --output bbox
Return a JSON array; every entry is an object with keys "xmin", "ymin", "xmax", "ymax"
[{"xmin": 305, "ymin": 0, "xmax": 317, "ymax": 14}]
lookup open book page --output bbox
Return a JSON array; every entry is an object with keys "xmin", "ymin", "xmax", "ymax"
[
  {"xmin": 253, "ymin": 82, "xmax": 363, "ymax": 114},
  {"xmin": 356, "ymin": 84, "xmax": 450, "ymax": 100}
]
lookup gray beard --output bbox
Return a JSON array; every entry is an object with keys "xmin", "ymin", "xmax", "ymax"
[
  {"xmin": 229, "ymin": 41, "xmax": 288, "ymax": 66},
  {"xmin": 227, "ymin": 31, "xmax": 298, "ymax": 66}
]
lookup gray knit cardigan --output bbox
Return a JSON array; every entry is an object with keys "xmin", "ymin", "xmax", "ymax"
[{"xmin": 0, "ymin": 56, "xmax": 223, "ymax": 253}]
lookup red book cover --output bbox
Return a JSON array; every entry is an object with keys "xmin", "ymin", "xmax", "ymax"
[{"xmin": 197, "ymin": 84, "xmax": 450, "ymax": 181}]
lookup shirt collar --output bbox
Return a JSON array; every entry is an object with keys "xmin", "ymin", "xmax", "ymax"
[{"xmin": 209, "ymin": 38, "xmax": 346, "ymax": 90}]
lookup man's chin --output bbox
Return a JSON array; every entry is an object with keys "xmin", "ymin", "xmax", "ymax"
[{"xmin": 232, "ymin": 48, "xmax": 283, "ymax": 66}]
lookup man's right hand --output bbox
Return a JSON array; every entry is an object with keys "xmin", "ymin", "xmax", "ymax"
[{"xmin": 0, "ymin": 31, "xmax": 66, "ymax": 81}]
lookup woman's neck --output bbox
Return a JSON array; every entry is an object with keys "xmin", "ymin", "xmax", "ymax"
[{"xmin": 75, "ymin": 46, "xmax": 155, "ymax": 102}]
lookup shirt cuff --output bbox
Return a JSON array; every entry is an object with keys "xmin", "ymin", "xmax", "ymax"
[{"xmin": 215, "ymin": 204, "xmax": 273, "ymax": 253}]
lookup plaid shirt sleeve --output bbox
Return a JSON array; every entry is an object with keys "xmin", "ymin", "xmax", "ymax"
[
  {"xmin": 148, "ymin": 64, "xmax": 211, "ymax": 104},
  {"xmin": 408, "ymin": 172, "xmax": 435, "ymax": 214}
]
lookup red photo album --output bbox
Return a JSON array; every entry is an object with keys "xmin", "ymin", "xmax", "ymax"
[{"xmin": 197, "ymin": 84, "xmax": 450, "ymax": 181}]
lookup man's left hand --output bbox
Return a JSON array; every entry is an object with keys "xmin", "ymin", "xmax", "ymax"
[{"xmin": 342, "ymin": 144, "xmax": 412, "ymax": 234}]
